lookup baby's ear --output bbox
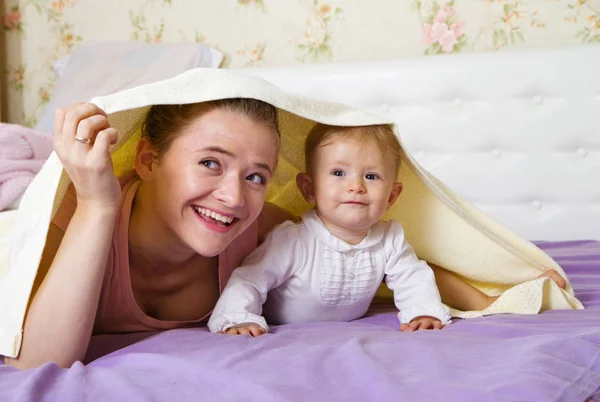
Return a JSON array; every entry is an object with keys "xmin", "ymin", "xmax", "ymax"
[
  {"xmin": 296, "ymin": 173, "xmax": 315, "ymax": 203},
  {"xmin": 387, "ymin": 182, "xmax": 403, "ymax": 208}
]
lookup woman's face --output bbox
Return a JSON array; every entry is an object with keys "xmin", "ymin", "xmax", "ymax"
[{"xmin": 149, "ymin": 108, "xmax": 279, "ymax": 257}]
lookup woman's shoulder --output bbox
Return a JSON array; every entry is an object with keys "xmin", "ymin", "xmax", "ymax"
[{"xmin": 256, "ymin": 202, "xmax": 299, "ymax": 245}]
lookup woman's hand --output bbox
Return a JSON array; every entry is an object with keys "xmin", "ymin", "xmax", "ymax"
[{"xmin": 54, "ymin": 103, "xmax": 120, "ymax": 211}]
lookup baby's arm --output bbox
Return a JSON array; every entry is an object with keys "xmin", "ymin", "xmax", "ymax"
[
  {"xmin": 208, "ymin": 221, "xmax": 302, "ymax": 335},
  {"xmin": 383, "ymin": 222, "xmax": 451, "ymax": 330}
]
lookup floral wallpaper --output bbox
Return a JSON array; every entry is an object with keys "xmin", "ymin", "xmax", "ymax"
[{"xmin": 2, "ymin": 0, "xmax": 599, "ymax": 126}]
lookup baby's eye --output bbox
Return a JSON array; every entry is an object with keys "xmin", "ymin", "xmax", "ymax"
[
  {"xmin": 247, "ymin": 173, "xmax": 266, "ymax": 185},
  {"xmin": 201, "ymin": 160, "xmax": 220, "ymax": 170},
  {"xmin": 332, "ymin": 170, "xmax": 345, "ymax": 177},
  {"xmin": 365, "ymin": 173, "xmax": 379, "ymax": 180}
]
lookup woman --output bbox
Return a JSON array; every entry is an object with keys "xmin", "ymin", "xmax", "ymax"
[{"xmin": 7, "ymin": 99, "xmax": 292, "ymax": 369}]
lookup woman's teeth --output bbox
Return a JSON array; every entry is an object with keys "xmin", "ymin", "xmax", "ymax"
[{"xmin": 194, "ymin": 206, "xmax": 234, "ymax": 225}]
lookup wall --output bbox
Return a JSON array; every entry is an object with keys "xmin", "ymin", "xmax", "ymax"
[
  {"xmin": 1, "ymin": 0, "xmax": 599, "ymax": 126},
  {"xmin": 0, "ymin": 0, "xmax": 5, "ymax": 121}
]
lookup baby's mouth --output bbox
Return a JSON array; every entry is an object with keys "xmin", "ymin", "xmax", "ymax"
[{"xmin": 193, "ymin": 206, "xmax": 238, "ymax": 227}]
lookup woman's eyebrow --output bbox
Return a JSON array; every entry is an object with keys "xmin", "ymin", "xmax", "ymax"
[
  {"xmin": 201, "ymin": 146, "xmax": 273, "ymax": 175},
  {"xmin": 256, "ymin": 163, "xmax": 273, "ymax": 175},
  {"xmin": 201, "ymin": 146, "xmax": 234, "ymax": 157}
]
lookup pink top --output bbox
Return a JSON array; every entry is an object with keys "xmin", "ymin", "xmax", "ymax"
[{"xmin": 52, "ymin": 173, "xmax": 259, "ymax": 334}]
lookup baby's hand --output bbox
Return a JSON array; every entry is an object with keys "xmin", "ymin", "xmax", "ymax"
[
  {"xmin": 400, "ymin": 316, "xmax": 444, "ymax": 332},
  {"xmin": 217, "ymin": 323, "xmax": 267, "ymax": 337}
]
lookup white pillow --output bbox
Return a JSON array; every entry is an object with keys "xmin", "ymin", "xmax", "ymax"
[{"xmin": 36, "ymin": 41, "xmax": 223, "ymax": 133}]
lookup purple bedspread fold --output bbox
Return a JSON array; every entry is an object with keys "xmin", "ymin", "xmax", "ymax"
[{"xmin": 2, "ymin": 240, "xmax": 599, "ymax": 402}]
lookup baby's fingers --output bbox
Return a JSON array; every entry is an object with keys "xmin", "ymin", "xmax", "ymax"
[
  {"xmin": 401, "ymin": 319, "xmax": 444, "ymax": 332},
  {"xmin": 218, "ymin": 324, "xmax": 266, "ymax": 336},
  {"xmin": 423, "ymin": 320, "xmax": 439, "ymax": 330},
  {"xmin": 236, "ymin": 327, "xmax": 251, "ymax": 336},
  {"xmin": 400, "ymin": 322, "xmax": 419, "ymax": 332},
  {"xmin": 399, "ymin": 321, "xmax": 420, "ymax": 332},
  {"xmin": 248, "ymin": 325, "xmax": 267, "ymax": 337},
  {"xmin": 418, "ymin": 320, "xmax": 444, "ymax": 331},
  {"xmin": 409, "ymin": 320, "xmax": 421, "ymax": 332}
]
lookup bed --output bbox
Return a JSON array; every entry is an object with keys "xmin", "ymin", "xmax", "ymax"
[
  {"xmin": 0, "ymin": 241, "xmax": 598, "ymax": 401},
  {"xmin": 1, "ymin": 45, "xmax": 599, "ymax": 401}
]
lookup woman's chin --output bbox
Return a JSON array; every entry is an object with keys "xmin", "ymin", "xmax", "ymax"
[{"xmin": 191, "ymin": 241, "xmax": 228, "ymax": 258}]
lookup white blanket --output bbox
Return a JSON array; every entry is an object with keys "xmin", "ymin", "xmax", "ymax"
[{"xmin": 0, "ymin": 68, "xmax": 583, "ymax": 358}]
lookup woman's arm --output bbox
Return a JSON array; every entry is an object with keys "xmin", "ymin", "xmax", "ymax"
[
  {"xmin": 430, "ymin": 263, "xmax": 566, "ymax": 311},
  {"xmin": 6, "ymin": 206, "xmax": 117, "ymax": 369},
  {"xmin": 5, "ymin": 103, "xmax": 121, "ymax": 369},
  {"xmin": 429, "ymin": 263, "xmax": 494, "ymax": 311}
]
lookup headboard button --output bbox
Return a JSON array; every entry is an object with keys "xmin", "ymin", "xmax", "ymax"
[
  {"xmin": 453, "ymin": 98, "xmax": 463, "ymax": 107},
  {"xmin": 531, "ymin": 201, "xmax": 542, "ymax": 211},
  {"xmin": 533, "ymin": 95, "xmax": 543, "ymax": 105},
  {"xmin": 577, "ymin": 148, "xmax": 587, "ymax": 158},
  {"xmin": 491, "ymin": 149, "xmax": 502, "ymax": 158}
]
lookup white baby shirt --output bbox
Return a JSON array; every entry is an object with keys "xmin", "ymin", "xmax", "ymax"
[{"xmin": 208, "ymin": 209, "xmax": 451, "ymax": 332}]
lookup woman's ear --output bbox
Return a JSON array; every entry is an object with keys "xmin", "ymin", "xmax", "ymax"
[
  {"xmin": 387, "ymin": 182, "xmax": 403, "ymax": 208},
  {"xmin": 296, "ymin": 173, "xmax": 315, "ymax": 204},
  {"xmin": 135, "ymin": 138, "xmax": 157, "ymax": 181}
]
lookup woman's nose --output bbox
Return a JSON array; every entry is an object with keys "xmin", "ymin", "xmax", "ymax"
[{"xmin": 214, "ymin": 175, "xmax": 245, "ymax": 208}]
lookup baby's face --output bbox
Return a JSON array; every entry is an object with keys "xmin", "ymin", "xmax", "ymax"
[{"xmin": 308, "ymin": 137, "xmax": 400, "ymax": 241}]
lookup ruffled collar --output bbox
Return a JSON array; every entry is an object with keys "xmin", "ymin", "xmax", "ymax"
[{"xmin": 301, "ymin": 209, "xmax": 384, "ymax": 252}]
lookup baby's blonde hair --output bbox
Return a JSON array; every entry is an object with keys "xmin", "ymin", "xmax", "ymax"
[{"xmin": 304, "ymin": 123, "xmax": 402, "ymax": 174}]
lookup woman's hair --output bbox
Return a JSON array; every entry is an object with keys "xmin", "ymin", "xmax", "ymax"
[
  {"xmin": 142, "ymin": 98, "xmax": 280, "ymax": 158},
  {"xmin": 304, "ymin": 123, "xmax": 402, "ymax": 174}
]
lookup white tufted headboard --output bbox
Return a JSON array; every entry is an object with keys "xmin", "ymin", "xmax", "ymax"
[{"xmin": 235, "ymin": 45, "xmax": 600, "ymax": 241}]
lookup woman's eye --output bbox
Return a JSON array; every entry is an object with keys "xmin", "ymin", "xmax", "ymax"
[
  {"xmin": 365, "ymin": 173, "xmax": 379, "ymax": 180},
  {"xmin": 332, "ymin": 170, "xmax": 345, "ymax": 177},
  {"xmin": 247, "ymin": 173, "xmax": 266, "ymax": 185},
  {"xmin": 201, "ymin": 160, "xmax": 220, "ymax": 170}
]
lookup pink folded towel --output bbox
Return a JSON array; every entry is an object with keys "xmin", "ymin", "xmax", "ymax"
[{"xmin": 0, "ymin": 123, "xmax": 54, "ymax": 210}]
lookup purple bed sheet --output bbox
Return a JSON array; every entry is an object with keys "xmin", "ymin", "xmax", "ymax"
[{"xmin": 1, "ymin": 240, "xmax": 599, "ymax": 402}]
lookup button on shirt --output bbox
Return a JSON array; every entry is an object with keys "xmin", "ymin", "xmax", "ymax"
[{"xmin": 208, "ymin": 209, "xmax": 451, "ymax": 332}]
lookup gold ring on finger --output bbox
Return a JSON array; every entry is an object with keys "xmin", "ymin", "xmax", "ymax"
[{"xmin": 74, "ymin": 135, "xmax": 92, "ymax": 144}]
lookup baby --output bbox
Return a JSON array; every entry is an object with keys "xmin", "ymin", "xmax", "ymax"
[{"xmin": 208, "ymin": 123, "xmax": 451, "ymax": 337}]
